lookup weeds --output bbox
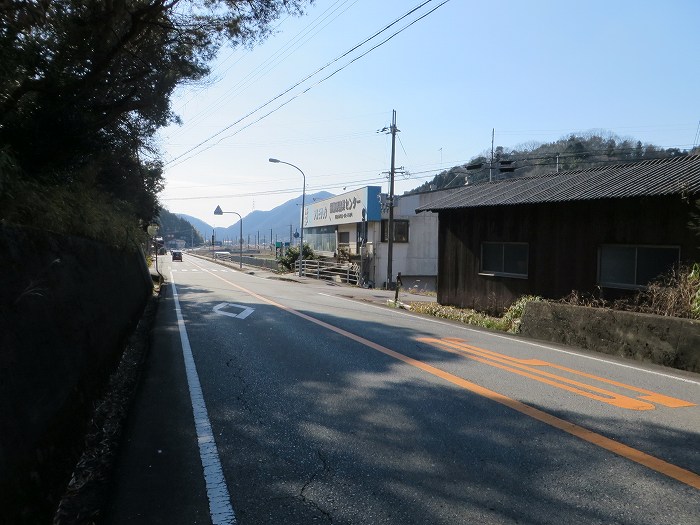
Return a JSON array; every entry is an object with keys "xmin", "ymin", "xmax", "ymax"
[
  {"xmin": 408, "ymin": 295, "xmax": 543, "ymax": 333},
  {"xmin": 626, "ymin": 263, "xmax": 700, "ymax": 319},
  {"xmin": 560, "ymin": 264, "xmax": 700, "ymax": 320}
]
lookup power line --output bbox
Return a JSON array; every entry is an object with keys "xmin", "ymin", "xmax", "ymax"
[
  {"xmin": 168, "ymin": 0, "xmax": 357, "ymax": 136},
  {"xmin": 164, "ymin": 0, "xmax": 451, "ymax": 168}
]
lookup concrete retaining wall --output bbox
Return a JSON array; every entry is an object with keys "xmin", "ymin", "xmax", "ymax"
[
  {"xmin": 520, "ymin": 301, "xmax": 700, "ymax": 373},
  {"xmin": 0, "ymin": 224, "xmax": 152, "ymax": 521}
]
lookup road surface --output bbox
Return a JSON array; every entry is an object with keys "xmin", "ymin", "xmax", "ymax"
[{"xmin": 104, "ymin": 253, "xmax": 700, "ymax": 524}]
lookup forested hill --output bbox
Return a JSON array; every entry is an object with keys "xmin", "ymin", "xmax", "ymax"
[
  {"xmin": 157, "ymin": 209, "xmax": 205, "ymax": 248},
  {"xmin": 409, "ymin": 132, "xmax": 700, "ymax": 194}
]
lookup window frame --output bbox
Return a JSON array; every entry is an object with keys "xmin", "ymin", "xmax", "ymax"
[
  {"xmin": 380, "ymin": 219, "xmax": 410, "ymax": 243},
  {"xmin": 479, "ymin": 241, "xmax": 529, "ymax": 279},
  {"xmin": 598, "ymin": 244, "xmax": 680, "ymax": 290}
]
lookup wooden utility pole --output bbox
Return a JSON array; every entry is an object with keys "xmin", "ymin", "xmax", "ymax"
[
  {"xmin": 490, "ymin": 128, "xmax": 495, "ymax": 182},
  {"xmin": 387, "ymin": 109, "xmax": 398, "ymax": 289}
]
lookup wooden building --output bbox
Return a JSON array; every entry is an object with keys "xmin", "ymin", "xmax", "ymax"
[{"xmin": 417, "ymin": 155, "xmax": 700, "ymax": 312}]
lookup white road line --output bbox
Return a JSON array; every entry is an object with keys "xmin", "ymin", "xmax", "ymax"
[
  {"xmin": 318, "ymin": 293, "xmax": 700, "ymax": 386},
  {"xmin": 189, "ymin": 259, "xmax": 267, "ymax": 280},
  {"xmin": 171, "ymin": 273, "xmax": 237, "ymax": 525}
]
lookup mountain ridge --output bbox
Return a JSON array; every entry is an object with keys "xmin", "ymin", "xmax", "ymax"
[{"xmin": 171, "ymin": 191, "xmax": 333, "ymax": 244}]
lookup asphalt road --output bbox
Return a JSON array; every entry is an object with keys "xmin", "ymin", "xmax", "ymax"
[{"xmin": 104, "ymin": 253, "xmax": 700, "ymax": 525}]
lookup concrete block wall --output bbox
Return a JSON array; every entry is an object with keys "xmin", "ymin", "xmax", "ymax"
[{"xmin": 520, "ymin": 301, "xmax": 700, "ymax": 373}]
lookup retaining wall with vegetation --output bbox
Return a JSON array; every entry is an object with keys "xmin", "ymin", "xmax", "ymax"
[
  {"xmin": 0, "ymin": 223, "xmax": 152, "ymax": 522},
  {"xmin": 520, "ymin": 301, "xmax": 700, "ymax": 373}
]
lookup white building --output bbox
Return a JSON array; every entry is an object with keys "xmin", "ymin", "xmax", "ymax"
[{"xmin": 303, "ymin": 186, "xmax": 450, "ymax": 290}]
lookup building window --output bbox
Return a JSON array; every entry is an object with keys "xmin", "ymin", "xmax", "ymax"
[
  {"xmin": 480, "ymin": 242, "xmax": 528, "ymax": 278},
  {"xmin": 381, "ymin": 220, "xmax": 409, "ymax": 243},
  {"xmin": 599, "ymin": 245, "xmax": 679, "ymax": 289},
  {"xmin": 305, "ymin": 226, "xmax": 337, "ymax": 253}
]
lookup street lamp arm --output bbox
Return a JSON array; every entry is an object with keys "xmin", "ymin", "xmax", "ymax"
[
  {"xmin": 269, "ymin": 157, "xmax": 306, "ymax": 277},
  {"xmin": 213, "ymin": 205, "xmax": 243, "ymax": 269},
  {"xmin": 219, "ymin": 211, "xmax": 241, "ymax": 220},
  {"xmin": 268, "ymin": 158, "xmax": 305, "ymax": 181}
]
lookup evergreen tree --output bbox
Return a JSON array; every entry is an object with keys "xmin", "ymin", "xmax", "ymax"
[{"xmin": 0, "ymin": 0, "xmax": 310, "ymax": 236}]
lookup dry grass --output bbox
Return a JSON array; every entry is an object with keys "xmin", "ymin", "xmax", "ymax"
[
  {"xmin": 561, "ymin": 264, "xmax": 700, "ymax": 320},
  {"xmin": 627, "ymin": 264, "xmax": 700, "ymax": 319}
]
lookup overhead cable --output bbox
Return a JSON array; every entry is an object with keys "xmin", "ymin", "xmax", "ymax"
[{"xmin": 164, "ymin": 0, "xmax": 451, "ymax": 168}]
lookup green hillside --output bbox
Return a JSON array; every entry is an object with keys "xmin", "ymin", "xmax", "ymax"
[
  {"xmin": 409, "ymin": 132, "xmax": 700, "ymax": 193},
  {"xmin": 157, "ymin": 209, "xmax": 205, "ymax": 248}
]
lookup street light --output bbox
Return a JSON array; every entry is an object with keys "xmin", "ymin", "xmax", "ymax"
[
  {"xmin": 213, "ymin": 205, "xmax": 243, "ymax": 269},
  {"xmin": 269, "ymin": 158, "xmax": 306, "ymax": 277}
]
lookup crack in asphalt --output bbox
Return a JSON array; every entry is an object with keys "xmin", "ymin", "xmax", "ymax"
[{"xmin": 299, "ymin": 449, "xmax": 334, "ymax": 524}]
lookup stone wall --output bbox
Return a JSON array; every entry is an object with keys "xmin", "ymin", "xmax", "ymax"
[
  {"xmin": 520, "ymin": 301, "xmax": 700, "ymax": 373},
  {"xmin": 0, "ymin": 223, "xmax": 152, "ymax": 521}
]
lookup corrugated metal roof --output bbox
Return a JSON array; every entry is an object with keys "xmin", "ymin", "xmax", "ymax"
[{"xmin": 416, "ymin": 155, "xmax": 700, "ymax": 212}]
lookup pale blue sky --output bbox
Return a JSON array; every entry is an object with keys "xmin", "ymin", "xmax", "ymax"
[{"xmin": 158, "ymin": 0, "xmax": 700, "ymax": 226}]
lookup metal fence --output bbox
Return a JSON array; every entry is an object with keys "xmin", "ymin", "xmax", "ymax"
[
  {"xmin": 296, "ymin": 259, "xmax": 361, "ymax": 286},
  {"xmin": 207, "ymin": 252, "xmax": 360, "ymax": 285}
]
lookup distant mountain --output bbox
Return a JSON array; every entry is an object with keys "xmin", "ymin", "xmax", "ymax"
[
  {"xmin": 176, "ymin": 214, "xmax": 214, "ymax": 239},
  {"xmin": 177, "ymin": 191, "xmax": 334, "ymax": 245}
]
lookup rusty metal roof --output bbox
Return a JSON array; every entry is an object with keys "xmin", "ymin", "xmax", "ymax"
[{"xmin": 416, "ymin": 155, "xmax": 700, "ymax": 212}]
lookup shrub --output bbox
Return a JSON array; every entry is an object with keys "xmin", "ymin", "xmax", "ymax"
[{"xmin": 276, "ymin": 243, "xmax": 317, "ymax": 272}]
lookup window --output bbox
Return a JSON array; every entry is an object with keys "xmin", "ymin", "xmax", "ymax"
[
  {"xmin": 480, "ymin": 242, "xmax": 528, "ymax": 278},
  {"xmin": 599, "ymin": 245, "xmax": 679, "ymax": 289},
  {"xmin": 381, "ymin": 220, "xmax": 409, "ymax": 243},
  {"xmin": 305, "ymin": 226, "xmax": 337, "ymax": 252}
]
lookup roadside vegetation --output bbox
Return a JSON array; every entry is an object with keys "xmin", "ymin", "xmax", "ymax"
[
  {"xmin": 407, "ymin": 295, "xmax": 544, "ymax": 334},
  {"xmin": 405, "ymin": 263, "xmax": 700, "ymax": 334},
  {"xmin": 561, "ymin": 263, "xmax": 700, "ymax": 320},
  {"xmin": 276, "ymin": 243, "xmax": 318, "ymax": 271}
]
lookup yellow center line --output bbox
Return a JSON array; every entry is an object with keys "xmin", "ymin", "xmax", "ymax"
[{"xmin": 188, "ymin": 261, "xmax": 700, "ymax": 491}]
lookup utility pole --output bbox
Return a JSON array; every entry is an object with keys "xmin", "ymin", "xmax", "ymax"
[
  {"xmin": 386, "ymin": 110, "xmax": 398, "ymax": 289},
  {"xmin": 490, "ymin": 128, "xmax": 495, "ymax": 182}
]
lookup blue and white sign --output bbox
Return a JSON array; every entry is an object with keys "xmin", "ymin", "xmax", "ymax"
[{"xmin": 304, "ymin": 186, "xmax": 381, "ymax": 227}]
